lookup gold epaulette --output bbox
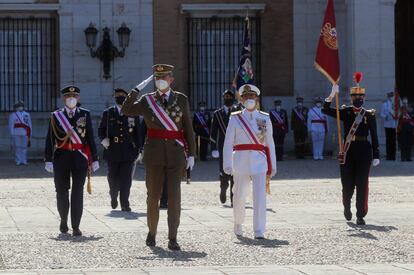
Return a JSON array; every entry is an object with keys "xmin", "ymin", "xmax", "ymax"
[
  {"xmin": 366, "ymin": 108, "xmax": 376, "ymax": 115},
  {"xmin": 231, "ymin": 110, "xmax": 242, "ymax": 116},
  {"xmin": 258, "ymin": 110, "xmax": 269, "ymax": 116},
  {"xmin": 340, "ymin": 104, "xmax": 347, "ymax": 109},
  {"xmin": 173, "ymin": 91, "xmax": 188, "ymax": 98}
]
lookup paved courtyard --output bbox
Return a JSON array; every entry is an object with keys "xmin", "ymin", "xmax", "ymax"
[{"xmin": 0, "ymin": 158, "xmax": 413, "ymax": 274}]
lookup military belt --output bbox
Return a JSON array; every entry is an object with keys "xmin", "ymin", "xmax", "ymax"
[{"xmin": 351, "ymin": 136, "xmax": 367, "ymax": 142}]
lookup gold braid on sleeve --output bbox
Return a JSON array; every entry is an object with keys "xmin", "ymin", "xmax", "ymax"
[{"xmin": 50, "ymin": 114, "xmax": 72, "ymax": 148}]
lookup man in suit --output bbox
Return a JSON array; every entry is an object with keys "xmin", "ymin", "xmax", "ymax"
[
  {"xmin": 44, "ymin": 86, "xmax": 99, "ymax": 236},
  {"xmin": 291, "ymin": 97, "xmax": 309, "ymax": 159},
  {"xmin": 98, "ymin": 88, "xmax": 144, "ymax": 212},
  {"xmin": 269, "ymin": 100, "xmax": 288, "ymax": 161},
  {"xmin": 211, "ymin": 90, "xmax": 236, "ymax": 205},
  {"xmin": 122, "ymin": 64, "xmax": 195, "ymax": 251}
]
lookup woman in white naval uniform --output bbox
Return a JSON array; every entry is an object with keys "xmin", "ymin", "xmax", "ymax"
[{"xmin": 223, "ymin": 84, "xmax": 276, "ymax": 239}]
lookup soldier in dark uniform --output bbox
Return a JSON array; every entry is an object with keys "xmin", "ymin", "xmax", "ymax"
[
  {"xmin": 398, "ymin": 98, "xmax": 414, "ymax": 161},
  {"xmin": 322, "ymin": 76, "xmax": 380, "ymax": 225},
  {"xmin": 193, "ymin": 101, "xmax": 211, "ymax": 161},
  {"xmin": 210, "ymin": 90, "xmax": 236, "ymax": 205},
  {"xmin": 44, "ymin": 86, "xmax": 99, "ymax": 236},
  {"xmin": 291, "ymin": 96, "xmax": 308, "ymax": 159},
  {"xmin": 122, "ymin": 64, "xmax": 195, "ymax": 251},
  {"xmin": 269, "ymin": 100, "xmax": 288, "ymax": 161},
  {"xmin": 98, "ymin": 88, "xmax": 144, "ymax": 212}
]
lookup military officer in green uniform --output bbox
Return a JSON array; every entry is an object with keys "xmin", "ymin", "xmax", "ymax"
[{"xmin": 122, "ymin": 64, "xmax": 195, "ymax": 251}]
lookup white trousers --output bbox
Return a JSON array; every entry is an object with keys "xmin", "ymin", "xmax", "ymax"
[
  {"xmin": 13, "ymin": 135, "xmax": 28, "ymax": 164},
  {"xmin": 311, "ymin": 131, "xmax": 325, "ymax": 160},
  {"xmin": 232, "ymin": 173, "xmax": 267, "ymax": 236}
]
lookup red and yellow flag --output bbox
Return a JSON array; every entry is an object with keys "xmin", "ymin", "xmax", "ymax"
[{"xmin": 315, "ymin": 0, "xmax": 340, "ymax": 84}]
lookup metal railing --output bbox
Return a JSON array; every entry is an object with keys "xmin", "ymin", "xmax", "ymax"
[{"xmin": 0, "ymin": 17, "xmax": 58, "ymax": 112}]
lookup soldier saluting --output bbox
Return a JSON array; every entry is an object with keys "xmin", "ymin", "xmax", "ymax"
[
  {"xmin": 122, "ymin": 64, "xmax": 195, "ymax": 251},
  {"xmin": 44, "ymin": 86, "xmax": 99, "ymax": 236},
  {"xmin": 98, "ymin": 88, "xmax": 144, "ymax": 212},
  {"xmin": 323, "ymin": 73, "xmax": 380, "ymax": 225}
]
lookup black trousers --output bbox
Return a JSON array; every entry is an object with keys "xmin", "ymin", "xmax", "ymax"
[
  {"xmin": 340, "ymin": 158, "xmax": 371, "ymax": 219},
  {"xmin": 53, "ymin": 151, "xmax": 88, "ymax": 229},
  {"xmin": 196, "ymin": 135, "xmax": 209, "ymax": 161},
  {"xmin": 273, "ymin": 133, "xmax": 286, "ymax": 161},
  {"xmin": 294, "ymin": 130, "xmax": 307, "ymax": 158},
  {"xmin": 385, "ymin": 128, "xmax": 397, "ymax": 160},
  {"xmin": 219, "ymin": 152, "xmax": 234, "ymax": 202},
  {"xmin": 107, "ymin": 160, "xmax": 135, "ymax": 208},
  {"xmin": 400, "ymin": 129, "xmax": 413, "ymax": 161}
]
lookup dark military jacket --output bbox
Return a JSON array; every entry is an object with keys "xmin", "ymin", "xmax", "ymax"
[
  {"xmin": 98, "ymin": 106, "xmax": 143, "ymax": 162},
  {"xmin": 323, "ymin": 101, "xmax": 379, "ymax": 160},
  {"xmin": 269, "ymin": 108, "xmax": 289, "ymax": 136},
  {"xmin": 291, "ymin": 106, "xmax": 308, "ymax": 132},
  {"xmin": 121, "ymin": 90, "xmax": 195, "ymax": 166},
  {"xmin": 210, "ymin": 106, "xmax": 237, "ymax": 152},
  {"xmin": 44, "ymin": 107, "xmax": 98, "ymax": 166},
  {"xmin": 193, "ymin": 111, "xmax": 211, "ymax": 137}
]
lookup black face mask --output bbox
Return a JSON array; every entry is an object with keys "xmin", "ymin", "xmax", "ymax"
[
  {"xmin": 224, "ymin": 98, "xmax": 234, "ymax": 107},
  {"xmin": 352, "ymin": 99, "xmax": 364, "ymax": 108},
  {"xmin": 115, "ymin": 96, "xmax": 126, "ymax": 105}
]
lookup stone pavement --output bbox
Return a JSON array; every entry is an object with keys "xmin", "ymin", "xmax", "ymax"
[{"xmin": 0, "ymin": 158, "xmax": 413, "ymax": 274}]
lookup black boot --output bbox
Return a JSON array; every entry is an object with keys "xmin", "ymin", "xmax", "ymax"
[
  {"xmin": 146, "ymin": 232, "xmax": 156, "ymax": 247},
  {"xmin": 168, "ymin": 239, "xmax": 181, "ymax": 251},
  {"xmin": 111, "ymin": 199, "xmax": 118, "ymax": 209},
  {"xmin": 344, "ymin": 207, "xmax": 352, "ymax": 221},
  {"xmin": 219, "ymin": 175, "xmax": 229, "ymax": 204},
  {"xmin": 59, "ymin": 220, "xmax": 69, "ymax": 234},
  {"xmin": 356, "ymin": 217, "xmax": 366, "ymax": 225},
  {"xmin": 72, "ymin": 228, "xmax": 82, "ymax": 236}
]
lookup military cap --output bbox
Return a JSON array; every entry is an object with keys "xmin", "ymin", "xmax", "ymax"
[
  {"xmin": 13, "ymin": 100, "xmax": 24, "ymax": 109},
  {"xmin": 238, "ymin": 84, "xmax": 260, "ymax": 96},
  {"xmin": 350, "ymin": 72, "xmax": 365, "ymax": 96},
  {"xmin": 153, "ymin": 64, "xmax": 174, "ymax": 77},
  {"xmin": 274, "ymin": 99, "xmax": 282, "ymax": 105},
  {"xmin": 296, "ymin": 96, "xmax": 304, "ymax": 102},
  {"xmin": 113, "ymin": 88, "xmax": 128, "ymax": 96},
  {"xmin": 61, "ymin": 85, "xmax": 80, "ymax": 96},
  {"xmin": 313, "ymin": 96, "xmax": 323, "ymax": 103},
  {"xmin": 223, "ymin": 89, "xmax": 235, "ymax": 97},
  {"xmin": 198, "ymin": 101, "xmax": 207, "ymax": 107},
  {"xmin": 387, "ymin": 91, "xmax": 395, "ymax": 97}
]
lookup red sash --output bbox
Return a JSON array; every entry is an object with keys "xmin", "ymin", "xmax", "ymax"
[
  {"xmin": 235, "ymin": 114, "xmax": 272, "ymax": 176},
  {"xmin": 270, "ymin": 110, "xmax": 287, "ymax": 133}
]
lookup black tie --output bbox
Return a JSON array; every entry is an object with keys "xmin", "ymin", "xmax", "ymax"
[{"xmin": 162, "ymin": 94, "xmax": 168, "ymax": 108}]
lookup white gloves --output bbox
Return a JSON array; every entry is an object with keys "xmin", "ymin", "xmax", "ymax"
[
  {"xmin": 186, "ymin": 156, "xmax": 195, "ymax": 171},
  {"xmin": 326, "ymin": 84, "xmax": 339, "ymax": 102},
  {"xmin": 212, "ymin": 150, "xmax": 219, "ymax": 158},
  {"xmin": 135, "ymin": 75, "xmax": 153, "ymax": 91},
  {"xmin": 92, "ymin": 161, "xmax": 100, "ymax": 172},
  {"xmin": 270, "ymin": 169, "xmax": 277, "ymax": 177},
  {"xmin": 101, "ymin": 138, "xmax": 110, "ymax": 149},
  {"xmin": 224, "ymin": 167, "xmax": 232, "ymax": 175},
  {"xmin": 45, "ymin": 162, "xmax": 53, "ymax": 173},
  {"xmin": 372, "ymin": 159, "xmax": 380, "ymax": 167},
  {"xmin": 136, "ymin": 151, "xmax": 143, "ymax": 164}
]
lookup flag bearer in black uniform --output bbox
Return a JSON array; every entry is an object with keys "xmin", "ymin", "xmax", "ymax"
[
  {"xmin": 44, "ymin": 86, "xmax": 99, "ymax": 236},
  {"xmin": 291, "ymin": 97, "xmax": 308, "ymax": 159},
  {"xmin": 210, "ymin": 90, "xmax": 236, "ymax": 205},
  {"xmin": 98, "ymin": 88, "xmax": 144, "ymax": 212},
  {"xmin": 193, "ymin": 101, "xmax": 211, "ymax": 161},
  {"xmin": 322, "ymin": 73, "xmax": 380, "ymax": 225},
  {"xmin": 269, "ymin": 100, "xmax": 288, "ymax": 161}
]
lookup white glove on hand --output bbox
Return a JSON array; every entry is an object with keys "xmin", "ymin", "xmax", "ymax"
[
  {"xmin": 224, "ymin": 167, "xmax": 232, "ymax": 175},
  {"xmin": 101, "ymin": 138, "xmax": 110, "ymax": 149},
  {"xmin": 212, "ymin": 150, "xmax": 219, "ymax": 158},
  {"xmin": 372, "ymin": 159, "xmax": 380, "ymax": 167},
  {"xmin": 45, "ymin": 162, "xmax": 53, "ymax": 173},
  {"xmin": 270, "ymin": 169, "xmax": 277, "ymax": 177},
  {"xmin": 92, "ymin": 161, "xmax": 100, "ymax": 172},
  {"xmin": 186, "ymin": 156, "xmax": 195, "ymax": 171},
  {"xmin": 135, "ymin": 75, "xmax": 154, "ymax": 91},
  {"xmin": 326, "ymin": 84, "xmax": 339, "ymax": 102}
]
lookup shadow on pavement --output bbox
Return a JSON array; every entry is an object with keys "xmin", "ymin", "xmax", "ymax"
[
  {"xmin": 346, "ymin": 222, "xmax": 398, "ymax": 240},
  {"xmin": 50, "ymin": 233, "xmax": 104, "ymax": 242},
  {"xmin": 136, "ymin": 246, "xmax": 207, "ymax": 262},
  {"xmin": 235, "ymin": 236, "xmax": 289, "ymax": 248},
  {"xmin": 105, "ymin": 210, "xmax": 146, "ymax": 220}
]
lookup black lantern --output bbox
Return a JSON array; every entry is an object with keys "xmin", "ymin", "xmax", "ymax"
[{"xmin": 84, "ymin": 22, "xmax": 131, "ymax": 79}]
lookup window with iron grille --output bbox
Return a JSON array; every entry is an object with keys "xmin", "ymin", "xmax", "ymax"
[
  {"xmin": 0, "ymin": 17, "xmax": 58, "ymax": 112},
  {"xmin": 187, "ymin": 17, "xmax": 261, "ymax": 111}
]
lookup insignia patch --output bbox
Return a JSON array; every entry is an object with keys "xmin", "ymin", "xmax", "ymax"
[
  {"xmin": 76, "ymin": 117, "xmax": 86, "ymax": 127},
  {"xmin": 321, "ymin": 22, "xmax": 338, "ymax": 50}
]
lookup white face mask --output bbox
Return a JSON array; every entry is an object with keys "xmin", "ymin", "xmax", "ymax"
[
  {"xmin": 17, "ymin": 107, "xmax": 24, "ymax": 112},
  {"xmin": 276, "ymin": 106, "xmax": 281, "ymax": 111},
  {"xmin": 243, "ymin": 99, "xmax": 256, "ymax": 110},
  {"xmin": 65, "ymin": 97, "xmax": 77, "ymax": 109},
  {"xmin": 155, "ymin": 79, "xmax": 169, "ymax": 90},
  {"xmin": 316, "ymin": 103, "xmax": 322, "ymax": 108},
  {"xmin": 297, "ymin": 102, "xmax": 303, "ymax": 107}
]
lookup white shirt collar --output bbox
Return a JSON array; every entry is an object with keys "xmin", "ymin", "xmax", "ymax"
[
  {"xmin": 223, "ymin": 106, "xmax": 229, "ymax": 113},
  {"xmin": 64, "ymin": 106, "xmax": 77, "ymax": 115},
  {"xmin": 116, "ymin": 105, "xmax": 122, "ymax": 114},
  {"xmin": 158, "ymin": 89, "xmax": 172, "ymax": 100}
]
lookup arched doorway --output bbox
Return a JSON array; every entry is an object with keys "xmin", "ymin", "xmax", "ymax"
[{"xmin": 395, "ymin": 0, "xmax": 414, "ymax": 101}]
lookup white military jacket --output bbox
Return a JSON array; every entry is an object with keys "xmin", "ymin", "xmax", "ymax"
[
  {"xmin": 307, "ymin": 106, "xmax": 328, "ymax": 133},
  {"xmin": 8, "ymin": 111, "xmax": 32, "ymax": 136},
  {"xmin": 380, "ymin": 100, "xmax": 398, "ymax": 128},
  {"xmin": 223, "ymin": 109, "xmax": 276, "ymax": 176}
]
